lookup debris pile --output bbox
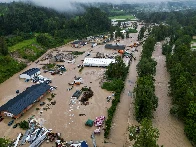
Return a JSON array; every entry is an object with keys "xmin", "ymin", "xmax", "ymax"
[
  {"xmin": 41, "ymin": 52, "xmax": 53, "ymax": 61},
  {"xmin": 80, "ymin": 87, "xmax": 94, "ymax": 104},
  {"xmin": 96, "ymin": 52, "xmax": 105, "ymax": 58}
]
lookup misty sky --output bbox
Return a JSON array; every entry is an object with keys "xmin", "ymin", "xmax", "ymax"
[{"xmin": 0, "ymin": 0, "xmax": 187, "ymax": 11}]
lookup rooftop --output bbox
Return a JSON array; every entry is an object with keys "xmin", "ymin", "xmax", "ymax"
[
  {"xmin": 0, "ymin": 83, "xmax": 51, "ymax": 116},
  {"xmin": 83, "ymin": 58, "xmax": 115, "ymax": 66},
  {"xmin": 72, "ymin": 90, "xmax": 82, "ymax": 98},
  {"xmin": 21, "ymin": 68, "xmax": 40, "ymax": 76},
  {"xmin": 105, "ymin": 44, "xmax": 126, "ymax": 50}
]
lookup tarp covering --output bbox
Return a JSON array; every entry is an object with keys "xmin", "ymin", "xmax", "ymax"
[
  {"xmin": 85, "ymin": 119, "xmax": 94, "ymax": 127},
  {"xmin": 81, "ymin": 141, "xmax": 88, "ymax": 147}
]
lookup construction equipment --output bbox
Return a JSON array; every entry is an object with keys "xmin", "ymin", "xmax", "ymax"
[
  {"xmin": 68, "ymin": 77, "xmax": 83, "ymax": 86},
  {"xmin": 123, "ymin": 52, "xmax": 136, "ymax": 61},
  {"xmin": 134, "ymin": 43, "xmax": 138, "ymax": 47},
  {"xmin": 127, "ymin": 44, "xmax": 134, "ymax": 48},
  {"xmin": 118, "ymin": 50, "xmax": 125, "ymax": 54}
]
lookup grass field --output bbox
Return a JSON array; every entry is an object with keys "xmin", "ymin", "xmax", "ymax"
[
  {"xmin": 109, "ymin": 15, "xmax": 135, "ymax": 20},
  {"xmin": 9, "ymin": 38, "xmax": 36, "ymax": 52}
]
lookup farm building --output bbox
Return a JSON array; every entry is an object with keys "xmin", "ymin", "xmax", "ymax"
[
  {"xmin": 83, "ymin": 58, "xmax": 115, "ymax": 67},
  {"xmin": 105, "ymin": 44, "xmax": 126, "ymax": 50},
  {"xmin": 71, "ymin": 90, "xmax": 82, "ymax": 99},
  {"xmin": 19, "ymin": 68, "xmax": 41, "ymax": 80},
  {"xmin": 0, "ymin": 83, "xmax": 51, "ymax": 119}
]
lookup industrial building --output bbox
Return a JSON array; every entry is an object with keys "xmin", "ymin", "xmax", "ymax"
[
  {"xmin": 105, "ymin": 44, "xmax": 126, "ymax": 50},
  {"xmin": 19, "ymin": 68, "xmax": 41, "ymax": 80},
  {"xmin": 83, "ymin": 58, "xmax": 115, "ymax": 67},
  {"xmin": 0, "ymin": 83, "xmax": 51, "ymax": 119}
]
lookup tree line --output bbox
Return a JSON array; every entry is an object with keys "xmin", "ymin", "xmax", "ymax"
[
  {"xmin": 102, "ymin": 56, "xmax": 129, "ymax": 138},
  {"xmin": 0, "ymin": 2, "xmax": 110, "ymax": 48},
  {"xmin": 134, "ymin": 35, "xmax": 158, "ymax": 122},
  {"xmin": 0, "ymin": 2, "xmax": 111, "ymax": 84},
  {"xmin": 137, "ymin": 10, "xmax": 196, "ymax": 146}
]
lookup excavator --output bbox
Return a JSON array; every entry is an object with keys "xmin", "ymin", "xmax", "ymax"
[
  {"xmin": 118, "ymin": 50, "xmax": 125, "ymax": 54},
  {"xmin": 118, "ymin": 50, "xmax": 136, "ymax": 61},
  {"xmin": 127, "ymin": 42, "xmax": 140, "ymax": 48}
]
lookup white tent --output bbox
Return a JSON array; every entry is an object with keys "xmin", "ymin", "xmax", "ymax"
[{"xmin": 83, "ymin": 58, "xmax": 115, "ymax": 67}]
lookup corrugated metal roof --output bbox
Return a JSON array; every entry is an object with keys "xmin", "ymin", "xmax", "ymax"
[
  {"xmin": 0, "ymin": 83, "xmax": 51, "ymax": 116},
  {"xmin": 105, "ymin": 44, "xmax": 125, "ymax": 50},
  {"xmin": 21, "ymin": 68, "xmax": 40, "ymax": 76},
  {"xmin": 72, "ymin": 90, "xmax": 82, "ymax": 98},
  {"xmin": 83, "ymin": 58, "xmax": 115, "ymax": 66}
]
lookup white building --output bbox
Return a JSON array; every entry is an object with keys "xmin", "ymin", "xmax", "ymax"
[
  {"xmin": 83, "ymin": 58, "xmax": 115, "ymax": 67},
  {"xmin": 19, "ymin": 68, "xmax": 41, "ymax": 80}
]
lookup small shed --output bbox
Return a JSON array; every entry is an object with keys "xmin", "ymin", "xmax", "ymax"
[
  {"xmin": 85, "ymin": 119, "xmax": 94, "ymax": 127},
  {"xmin": 19, "ymin": 68, "xmax": 41, "ymax": 80}
]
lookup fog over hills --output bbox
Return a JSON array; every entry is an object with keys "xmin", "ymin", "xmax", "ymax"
[{"xmin": 0, "ymin": 0, "xmax": 195, "ymax": 12}]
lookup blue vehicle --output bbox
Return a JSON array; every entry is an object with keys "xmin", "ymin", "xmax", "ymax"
[
  {"xmin": 8, "ymin": 120, "xmax": 14, "ymax": 126},
  {"xmin": 25, "ymin": 79, "xmax": 29, "ymax": 82}
]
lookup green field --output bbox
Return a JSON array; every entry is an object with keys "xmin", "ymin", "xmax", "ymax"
[
  {"xmin": 8, "ymin": 38, "xmax": 36, "ymax": 52},
  {"xmin": 109, "ymin": 15, "xmax": 135, "ymax": 20}
]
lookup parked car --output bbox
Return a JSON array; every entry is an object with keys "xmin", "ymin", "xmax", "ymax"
[
  {"xmin": 8, "ymin": 120, "xmax": 14, "ymax": 126},
  {"xmin": 25, "ymin": 79, "xmax": 29, "ymax": 82},
  {"xmin": 13, "ymin": 123, "xmax": 18, "ymax": 128},
  {"xmin": 40, "ymin": 102, "xmax": 46, "ymax": 106}
]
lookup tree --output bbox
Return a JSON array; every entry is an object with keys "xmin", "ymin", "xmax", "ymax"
[
  {"xmin": 126, "ymin": 31, "xmax": 129, "ymax": 38},
  {"xmin": 0, "ymin": 138, "xmax": 11, "ymax": 147},
  {"xmin": 133, "ymin": 119, "xmax": 160, "ymax": 147},
  {"xmin": 121, "ymin": 33, "xmax": 125, "ymax": 39},
  {"xmin": 138, "ymin": 26, "xmax": 146, "ymax": 41},
  {"xmin": 19, "ymin": 120, "xmax": 29, "ymax": 130},
  {"xmin": 137, "ymin": 57, "xmax": 157, "ymax": 77},
  {"xmin": 0, "ymin": 37, "xmax": 8, "ymax": 56},
  {"xmin": 105, "ymin": 56, "xmax": 127, "ymax": 80},
  {"xmin": 184, "ymin": 101, "xmax": 196, "ymax": 145},
  {"xmin": 134, "ymin": 76, "xmax": 158, "ymax": 121},
  {"xmin": 117, "ymin": 21, "xmax": 121, "ymax": 27}
]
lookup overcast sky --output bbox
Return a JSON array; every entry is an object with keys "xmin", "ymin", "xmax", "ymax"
[{"xmin": 0, "ymin": 0, "xmax": 189, "ymax": 12}]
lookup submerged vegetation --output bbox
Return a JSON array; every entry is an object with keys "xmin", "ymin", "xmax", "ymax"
[
  {"xmin": 137, "ymin": 9, "xmax": 196, "ymax": 146},
  {"xmin": 102, "ymin": 56, "xmax": 129, "ymax": 138},
  {"xmin": 134, "ymin": 35, "xmax": 157, "ymax": 122}
]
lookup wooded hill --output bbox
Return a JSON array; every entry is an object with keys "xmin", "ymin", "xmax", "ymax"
[{"xmin": 0, "ymin": 2, "xmax": 111, "ymax": 84}]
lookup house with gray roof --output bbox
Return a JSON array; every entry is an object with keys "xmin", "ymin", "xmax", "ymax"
[{"xmin": 19, "ymin": 68, "xmax": 41, "ymax": 80}]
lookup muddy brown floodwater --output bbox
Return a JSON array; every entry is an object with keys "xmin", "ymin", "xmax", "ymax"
[
  {"xmin": 152, "ymin": 42, "xmax": 192, "ymax": 147},
  {"xmin": 0, "ymin": 25, "xmax": 143, "ymax": 147},
  {"xmin": 104, "ymin": 26, "xmax": 142, "ymax": 147}
]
